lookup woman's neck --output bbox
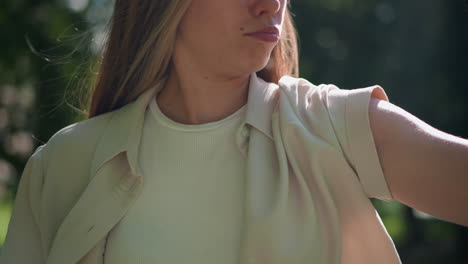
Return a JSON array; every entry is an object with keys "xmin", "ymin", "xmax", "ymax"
[{"xmin": 156, "ymin": 68, "xmax": 250, "ymax": 125}]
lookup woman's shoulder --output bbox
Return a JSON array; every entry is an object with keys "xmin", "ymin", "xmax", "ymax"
[
  {"xmin": 277, "ymin": 75, "xmax": 387, "ymax": 111},
  {"xmin": 38, "ymin": 101, "xmax": 136, "ymax": 164},
  {"xmin": 38, "ymin": 91, "xmax": 151, "ymax": 168},
  {"xmin": 278, "ymin": 75, "xmax": 345, "ymax": 99},
  {"xmin": 274, "ymin": 75, "xmax": 388, "ymax": 154},
  {"xmin": 44, "ymin": 111, "xmax": 113, "ymax": 153},
  {"xmin": 275, "ymin": 75, "xmax": 349, "ymax": 119},
  {"xmin": 276, "ymin": 75, "xmax": 351, "ymax": 115}
]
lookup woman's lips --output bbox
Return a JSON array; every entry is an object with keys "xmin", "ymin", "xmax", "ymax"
[
  {"xmin": 245, "ymin": 25, "xmax": 280, "ymax": 43},
  {"xmin": 245, "ymin": 32, "xmax": 280, "ymax": 43}
]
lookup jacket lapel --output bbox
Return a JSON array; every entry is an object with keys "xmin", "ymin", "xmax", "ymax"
[
  {"xmin": 46, "ymin": 152, "xmax": 142, "ymax": 264},
  {"xmin": 46, "ymin": 83, "xmax": 162, "ymax": 264}
]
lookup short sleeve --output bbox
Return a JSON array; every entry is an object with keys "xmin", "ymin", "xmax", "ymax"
[{"xmin": 328, "ymin": 85, "xmax": 393, "ymax": 201}]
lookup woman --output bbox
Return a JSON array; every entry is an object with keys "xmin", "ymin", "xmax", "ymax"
[{"xmin": 1, "ymin": 0, "xmax": 467, "ymax": 263}]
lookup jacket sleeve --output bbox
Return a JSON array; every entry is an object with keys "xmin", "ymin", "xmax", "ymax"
[
  {"xmin": 325, "ymin": 84, "xmax": 394, "ymax": 201},
  {"xmin": 0, "ymin": 145, "xmax": 46, "ymax": 264}
]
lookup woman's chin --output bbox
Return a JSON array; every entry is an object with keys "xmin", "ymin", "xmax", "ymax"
[{"xmin": 244, "ymin": 58, "xmax": 271, "ymax": 73}]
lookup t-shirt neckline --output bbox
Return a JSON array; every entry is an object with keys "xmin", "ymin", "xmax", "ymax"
[{"xmin": 149, "ymin": 94, "xmax": 246, "ymax": 132}]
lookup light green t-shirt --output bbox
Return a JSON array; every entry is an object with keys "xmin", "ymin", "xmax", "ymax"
[{"xmin": 104, "ymin": 94, "xmax": 248, "ymax": 263}]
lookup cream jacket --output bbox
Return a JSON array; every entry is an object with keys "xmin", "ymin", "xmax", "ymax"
[{"xmin": 0, "ymin": 73, "xmax": 401, "ymax": 264}]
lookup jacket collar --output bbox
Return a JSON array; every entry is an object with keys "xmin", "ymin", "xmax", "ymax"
[{"xmin": 90, "ymin": 72, "xmax": 279, "ymax": 178}]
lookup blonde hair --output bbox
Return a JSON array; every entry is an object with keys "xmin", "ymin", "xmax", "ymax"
[{"xmin": 88, "ymin": 0, "xmax": 299, "ymax": 118}]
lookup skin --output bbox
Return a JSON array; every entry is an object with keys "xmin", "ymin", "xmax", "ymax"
[
  {"xmin": 156, "ymin": 0, "xmax": 287, "ymax": 125},
  {"xmin": 156, "ymin": 0, "xmax": 468, "ymax": 227},
  {"xmin": 369, "ymin": 92, "xmax": 468, "ymax": 227}
]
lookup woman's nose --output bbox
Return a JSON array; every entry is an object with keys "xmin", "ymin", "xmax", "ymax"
[{"xmin": 250, "ymin": 0, "xmax": 281, "ymax": 17}]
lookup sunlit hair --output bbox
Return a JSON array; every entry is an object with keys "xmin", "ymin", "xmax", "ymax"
[{"xmin": 88, "ymin": 0, "xmax": 299, "ymax": 118}]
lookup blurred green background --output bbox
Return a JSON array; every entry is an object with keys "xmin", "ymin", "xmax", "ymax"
[{"xmin": 1, "ymin": 0, "xmax": 467, "ymax": 263}]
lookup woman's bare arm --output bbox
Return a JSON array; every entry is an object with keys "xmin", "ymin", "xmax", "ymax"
[{"xmin": 369, "ymin": 94, "xmax": 468, "ymax": 227}]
